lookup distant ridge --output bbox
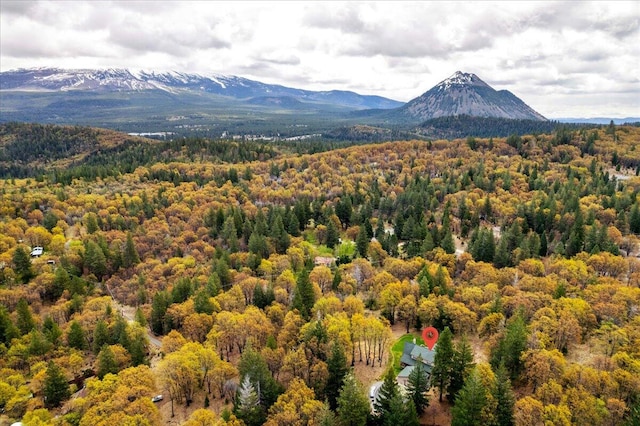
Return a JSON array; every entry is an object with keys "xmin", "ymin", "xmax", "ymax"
[
  {"xmin": 0, "ymin": 67, "xmax": 403, "ymax": 110},
  {"xmin": 554, "ymin": 117, "xmax": 640, "ymax": 125}
]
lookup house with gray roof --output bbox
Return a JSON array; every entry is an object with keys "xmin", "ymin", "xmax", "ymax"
[
  {"xmin": 400, "ymin": 341, "xmax": 435, "ymax": 367},
  {"xmin": 397, "ymin": 341, "xmax": 435, "ymax": 387}
]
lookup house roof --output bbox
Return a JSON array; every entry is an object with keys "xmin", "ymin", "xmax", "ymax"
[
  {"xmin": 410, "ymin": 345, "xmax": 435, "ymax": 365},
  {"xmin": 398, "ymin": 365, "xmax": 415, "ymax": 378},
  {"xmin": 401, "ymin": 341, "xmax": 435, "ymax": 366},
  {"xmin": 400, "ymin": 353, "xmax": 415, "ymax": 366},
  {"xmin": 314, "ymin": 256, "xmax": 336, "ymax": 266},
  {"xmin": 397, "ymin": 363, "xmax": 433, "ymax": 382}
]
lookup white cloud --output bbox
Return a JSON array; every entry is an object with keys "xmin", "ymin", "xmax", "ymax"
[{"xmin": 0, "ymin": 0, "xmax": 638, "ymax": 117}]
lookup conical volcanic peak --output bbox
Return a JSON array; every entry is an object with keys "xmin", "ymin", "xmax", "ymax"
[{"xmin": 399, "ymin": 71, "xmax": 546, "ymax": 121}]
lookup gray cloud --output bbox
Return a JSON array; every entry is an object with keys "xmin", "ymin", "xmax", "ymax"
[
  {"xmin": 303, "ymin": 3, "xmax": 368, "ymax": 34},
  {"xmin": 254, "ymin": 54, "xmax": 301, "ymax": 66},
  {"xmin": 108, "ymin": 16, "xmax": 230, "ymax": 56},
  {"xmin": 588, "ymin": 14, "xmax": 639, "ymax": 39},
  {"xmin": 0, "ymin": 0, "xmax": 38, "ymax": 15},
  {"xmin": 0, "ymin": 1, "xmax": 638, "ymax": 117}
]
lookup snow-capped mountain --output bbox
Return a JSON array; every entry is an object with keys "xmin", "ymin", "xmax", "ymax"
[
  {"xmin": 0, "ymin": 68, "xmax": 402, "ymax": 110},
  {"xmin": 398, "ymin": 71, "xmax": 546, "ymax": 121}
]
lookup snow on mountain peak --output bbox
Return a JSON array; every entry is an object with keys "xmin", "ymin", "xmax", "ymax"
[{"xmin": 438, "ymin": 71, "xmax": 482, "ymax": 90}]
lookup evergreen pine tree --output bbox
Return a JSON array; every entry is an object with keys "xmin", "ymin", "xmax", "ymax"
[
  {"xmin": 336, "ymin": 197, "xmax": 352, "ymax": 228},
  {"xmin": 42, "ymin": 316, "xmax": 62, "ymax": 346},
  {"xmin": 623, "ymin": 395, "xmax": 640, "ymax": 426},
  {"xmin": 43, "ymin": 361, "xmax": 70, "ymax": 408},
  {"xmin": 417, "ymin": 266, "xmax": 434, "ymax": 298},
  {"xmin": 375, "ymin": 218, "xmax": 385, "ymax": 239},
  {"xmin": 447, "ymin": 335, "xmax": 475, "ymax": 401},
  {"xmin": 150, "ymin": 291, "xmax": 170, "ymax": 334},
  {"xmin": 122, "ymin": 232, "xmax": 140, "ymax": 267},
  {"xmin": 93, "ymin": 320, "xmax": 110, "ymax": 354},
  {"xmin": 16, "ymin": 298, "xmax": 36, "ymax": 335},
  {"xmin": 431, "ymin": 326, "xmax": 454, "ymax": 402},
  {"xmin": 356, "ymin": 225, "xmax": 369, "ymax": 259},
  {"xmin": 332, "ymin": 268, "xmax": 342, "ymax": 291},
  {"xmin": 374, "ymin": 367, "xmax": 400, "ymax": 418},
  {"xmin": 287, "ymin": 211, "xmax": 301, "ymax": 237},
  {"xmin": 110, "ymin": 316, "xmax": 130, "ymax": 348},
  {"xmin": 28, "ymin": 330, "xmax": 52, "ymax": 356},
  {"xmin": 292, "ymin": 268, "xmax": 315, "ymax": 320},
  {"xmin": 493, "ymin": 363, "xmax": 515, "ymax": 426},
  {"xmin": 479, "ymin": 227, "xmax": 496, "ymax": 262},
  {"xmin": 406, "ymin": 361, "xmax": 430, "ymax": 414},
  {"xmin": 326, "ymin": 343, "xmax": 348, "ymax": 410},
  {"xmin": 13, "ymin": 246, "xmax": 34, "ymax": 284},
  {"xmin": 215, "ymin": 258, "xmax": 232, "ymax": 290},
  {"xmin": 336, "ymin": 372, "xmax": 370, "ymax": 426},
  {"xmin": 67, "ymin": 320, "xmax": 87, "ymax": 350},
  {"xmin": 494, "ymin": 236, "xmax": 511, "ymax": 268},
  {"xmin": 194, "ymin": 289, "xmax": 215, "ymax": 314},
  {"xmin": 238, "ymin": 343, "xmax": 283, "ymax": 409},
  {"xmin": 382, "ymin": 393, "xmax": 419, "ymax": 426},
  {"xmin": 490, "ymin": 312, "xmax": 528, "ymax": 380},
  {"xmin": 326, "ymin": 219, "xmax": 340, "ymax": 249},
  {"xmin": 235, "ymin": 375, "xmax": 264, "ymax": 426},
  {"xmin": 43, "ymin": 211, "xmax": 59, "ymax": 231},
  {"xmin": 539, "ymin": 232, "xmax": 548, "ymax": 257},
  {"xmin": 440, "ymin": 228, "xmax": 456, "ymax": 254},
  {"xmin": 85, "ymin": 213, "xmax": 99, "ymax": 234},
  {"xmin": 52, "ymin": 265, "xmax": 70, "ymax": 294},
  {"xmin": 0, "ymin": 306, "xmax": 18, "ymax": 345},
  {"xmin": 451, "ymin": 369, "xmax": 488, "ymax": 426},
  {"xmin": 363, "ymin": 217, "xmax": 374, "ymax": 239},
  {"xmin": 135, "ymin": 307, "xmax": 147, "ymax": 326},
  {"xmin": 586, "ymin": 225, "xmax": 599, "ymax": 253},
  {"xmin": 402, "ymin": 216, "xmax": 416, "ymax": 241},
  {"xmin": 271, "ymin": 215, "xmax": 290, "ymax": 254},
  {"xmin": 630, "ymin": 203, "xmax": 640, "ymax": 234},
  {"xmin": 566, "ymin": 207, "xmax": 585, "ymax": 256},
  {"xmin": 421, "ymin": 230, "xmax": 435, "ymax": 254},
  {"xmin": 129, "ymin": 336, "xmax": 147, "ymax": 366},
  {"xmin": 468, "ymin": 227, "xmax": 480, "ymax": 257},
  {"xmin": 248, "ymin": 232, "xmax": 269, "ymax": 260},
  {"xmin": 433, "ymin": 265, "xmax": 450, "ymax": 296},
  {"xmin": 483, "ymin": 194, "xmax": 493, "ymax": 220},
  {"xmin": 84, "ymin": 240, "xmax": 107, "ymax": 280},
  {"xmin": 97, "ymin": 344, "xmax": 118, "ymax": 379},
  {"xmin": 206, "ymin": 273, "xmax": 222, "ymax": 296},
  {"xmin": 222, "ymin": 216, "xmax": 239, "ymax": 253}
]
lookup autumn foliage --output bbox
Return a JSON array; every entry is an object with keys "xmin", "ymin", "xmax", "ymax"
[{"xmin": 0, "ymin": 123, "xmax": 639, "ymax": 425}]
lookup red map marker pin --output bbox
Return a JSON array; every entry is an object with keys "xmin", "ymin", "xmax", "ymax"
[{"xmin": 422, "ymin": 327, "xmax": 439, "ymax": 350}]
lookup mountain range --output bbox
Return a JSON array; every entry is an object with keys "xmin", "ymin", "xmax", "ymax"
[
  {"xmin": 0, "ymin": 67, "xmax": 402, "ymax": 110},
  {"xmin": 0, "ymin": 67, "xmax": 554, "ymax": 134}
]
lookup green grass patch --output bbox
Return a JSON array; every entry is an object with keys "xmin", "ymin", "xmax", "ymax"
[
  {"xmin": 315, "ymin": 244, "xmax": 335, "ymax": 256},
  {"xmin": 303, "ymin": 230, "xmax": 318, "ymax": 245},
  {"xmin": 391, "ymin": 333, "xmax": 425, "ymax": 374}
]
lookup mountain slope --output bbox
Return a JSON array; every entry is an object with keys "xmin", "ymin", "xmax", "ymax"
[
  {"xmin": 397, "ymin": 71, "xmax": 546, "ymax": 121},
  {"xmin": 0, "ymin": 67, "xmax": 402, "ymax": 110},
  {"xmin": 0, "ymin": 122, "xmax": 157, "ymax": 177}
]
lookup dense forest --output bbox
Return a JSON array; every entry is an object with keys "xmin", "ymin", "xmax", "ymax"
[
  {"xmin": 0, "ymin": 122, "xmax": 639, "ymax": 426},
  {"xmin": 415, "ymin": 115, "xmax": 579, "ymax": 139},
  {"xmin": 0, "ymin": 123, "xmax": 407, "ymax": 181}
]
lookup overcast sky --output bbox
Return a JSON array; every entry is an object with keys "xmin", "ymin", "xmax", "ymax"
[{"xmin": 1, "ymin": 1, "xmax": 639, "ymax": 118}]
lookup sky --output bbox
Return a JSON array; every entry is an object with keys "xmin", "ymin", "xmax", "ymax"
[{"xmin": 1, "ymin": 1, "xmax": 639, "ymax": 118}]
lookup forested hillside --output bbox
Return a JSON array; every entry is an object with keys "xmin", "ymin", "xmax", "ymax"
[
  {"xmin": 0, "ymin": 123, "xmax": 154, "ymax": 178},
  {"xmin": 0, "ymin": 123, "xmax": 639, "ymax": 426},
  {"xmin": 415, "ymin": 115, "xmax": 569, "ymax": 139}
]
